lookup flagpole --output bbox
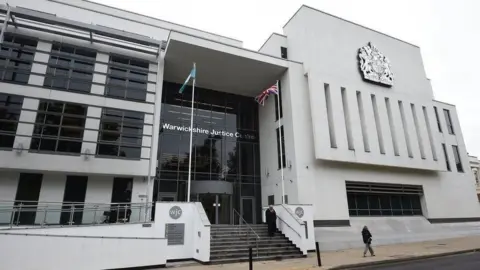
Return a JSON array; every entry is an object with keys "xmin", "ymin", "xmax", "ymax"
[
  {"xmin": 186, "ymin": 63, "xmax": 196, "ymax": 202},
  {"xmin": 276, "ymin": 80, "xmax": 286, "ymax": 204}
]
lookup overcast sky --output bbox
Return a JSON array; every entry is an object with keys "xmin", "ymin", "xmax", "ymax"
[{"xmin": 95, "ymin": 0, "xmax": 480, "ymax": 157}]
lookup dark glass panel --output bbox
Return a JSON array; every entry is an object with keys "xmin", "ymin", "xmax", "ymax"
[
  {"xmin": 57, "ymin": 140, "xmax": 82, "ymax": 153},
  {"xmin": 97, "ymin": 143, "xmax": 118, "ymax": 156},
  {"xmin": 119, "ymin": 146, "xmax": 141, "ymax": 158}
]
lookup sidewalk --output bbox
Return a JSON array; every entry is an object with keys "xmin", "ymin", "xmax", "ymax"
[{"xmin": 167, "ymin": 236, "xmax": 480, "ymax": 270}]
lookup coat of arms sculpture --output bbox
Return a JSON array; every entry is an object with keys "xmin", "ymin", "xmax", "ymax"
[{"xmin": 358, "ymin": 42, "xmax": 394, "ymax": 86}]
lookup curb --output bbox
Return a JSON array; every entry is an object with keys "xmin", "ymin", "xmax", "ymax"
[{"xmin": 328, "ymin": 248, "xmax": 480, "ymax": 269}]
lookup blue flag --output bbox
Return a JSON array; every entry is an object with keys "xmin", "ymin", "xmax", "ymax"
[{"xmin": 179, "ymin": 65, "xmax": 196, "ymax": 94}]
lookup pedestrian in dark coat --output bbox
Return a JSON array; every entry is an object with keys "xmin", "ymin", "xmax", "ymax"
[
  {"xmin": 362, "ymin": 225, "xmax": 375, "ymax": 257},
  {"xmin": 265, "ymin": 205, "xmax": 277, "ymax": 237}
]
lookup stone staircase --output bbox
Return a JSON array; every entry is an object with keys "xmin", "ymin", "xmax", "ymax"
[{"xmin": 210, "ymin": 224, "xmax": 304, "ymax": 264}]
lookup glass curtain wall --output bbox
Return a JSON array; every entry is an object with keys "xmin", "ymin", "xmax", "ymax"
[{"xmin": 155, "ymin": 82, "xmax": 261, "ymax": 223}]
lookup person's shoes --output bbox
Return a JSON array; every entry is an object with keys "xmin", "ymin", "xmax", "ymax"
[
  {"xmin": 372, "ymin": 254, "xmax": 375, "ymax": 257},
  {"xmin": 363, "ymin": 255, "xmax": 366, "ymax": 257}
]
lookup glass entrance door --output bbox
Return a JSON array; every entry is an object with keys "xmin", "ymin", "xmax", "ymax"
[
  {"xmin": 197, "ymin": 194, "xmax": 231, "ymax": 224},
  {"xmin": 240, "ymin": 197, "xmax": 256, "ymax": 224}
]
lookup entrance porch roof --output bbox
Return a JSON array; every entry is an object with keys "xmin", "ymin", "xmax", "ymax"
[{"xmin": 164, "ymin": 31, "xmax": 289, "ymax": 97}]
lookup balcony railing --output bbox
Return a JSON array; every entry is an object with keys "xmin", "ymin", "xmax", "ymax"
[{"xmin": 0, "ymin": 200, "xmax": 153, "ymax": 228}]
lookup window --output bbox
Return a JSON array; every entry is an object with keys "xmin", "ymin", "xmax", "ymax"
[
  {"xmin": 346, "ymin": 182, "xmax": 423, "ymax": 216},
  {"xmin": 274, "ymin": 81, "xmax": 283, "ymax": 121},
  {"xmin": 434, "ymin": 106, "xmax": 442, "ymax": 132},
  {"xmin": 96, "ymin": 108, "xmax": 144, "ymax": 159},
  {"xmin": 276, "ymin": 125, "xmax": 286, "ymax": 169},
  {"xmin": 442, "ymin": 143, "xmax": 451, "ymax": 171},
  {"xmin": 452, "ymin": 145, "xmax": 464, "ymax": 173},
  {"xmin": 280, "ymin": 47, "xmax": 288, "ymax": 59},
  {"xmin": 30, "ymin": 101, "xmax": 87, "ymax": 154},
  {"xmin": 0, "ymin": 93, "xmax": 23, "ymax": 149},
  {"xmin": 44, "ymin": 43, "xmax": 96, "ymax": 93},
  {"xmin": 0, "ymin": 34, "xmax": 37, "ymax": 84},
  {"xmin": 268, "ymin": 195, "xmax": 274, "ymax": 205},
  {"xmin": 105, "ymin": 55, "xmax": 149, "ymax": 101},
  {"xmin": 443, "ymin": 109, "xmax": 455, "ymax": 135}
]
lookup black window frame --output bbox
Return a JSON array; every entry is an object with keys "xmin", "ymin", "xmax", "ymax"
[
  {"xmin": 267, "ymin": 195, "xmax": 274, "ymax": 205},
  {"xmin": 433, "ymin": 106, "xmax": 442, "ymax": 133},
  {"xmin": 274, "ymin": 81, "xmax": 283, "ymax": 121},
  {"xmin": 443, "ymin": 109, "xmax": 455, "ymax": 135},
  {"xmin": 0, "ymin": 33, "xmax": 38, "ymax": 84},
  {"xmin": 442, "ymin": 143, "xmax": 451, "ymax": 171},
  {"xmin": 96, "ymin": 108, "xmax": 145, "ymax": 159},
  {"xmin": 0, "ymin": 93, "xmax": 24, "ymax": 149},
  {"xmin": 280, "ymin": 47, "xmax": 288, "ymax": 59},
  {"xmin": 276, "ymin": 125, "xmax": 286, "ymax": 169},
  {"xmin": 452, "ymin": 145, "xmax": 464, "ymax": 173},
  {"xmin": 44, "ymin": 43, "xmax": 96, "ymax": 93},
  {"xmin": 30, "ymin": 100, "xmax": 87, "ymax": 154},
  {"xmin": 105, "ymin": 55, "xmax": 149, "ymax": 102},
  {"xmin": 346, "ymin": 182, "xmax": 423, "ymax": 217}
]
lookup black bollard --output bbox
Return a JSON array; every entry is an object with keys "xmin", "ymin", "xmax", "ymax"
[
  {"xmin": 316, "ymin": 242, "xmax": 322, "ymax": 267},
  {"xmin": 249, "ymin": 246, "xmax": 253, "ymax": 270}
]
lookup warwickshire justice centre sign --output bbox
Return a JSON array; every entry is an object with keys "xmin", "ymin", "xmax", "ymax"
[{"xmin": 162, "ymin": 122, "xmax": 257, "ymax": 140}]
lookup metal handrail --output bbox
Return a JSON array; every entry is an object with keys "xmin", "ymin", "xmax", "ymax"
[
  {"xmin": 232, "ymin": 208, "xmax": 259, "ymax": 257},
  {"xmin": 0, "ymin": 201, "xmax": 153, "ymax": 228},
  {"xmin": 277, "ymin": 216, "xmax": 301, "ymax": 237}
]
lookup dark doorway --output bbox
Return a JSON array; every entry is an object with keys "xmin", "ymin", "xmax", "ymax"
[
  {"xmin": 14, "ymin": 173, "xmax": 43, "ymax": 225},
  {"xmin": 110, "ymin": 177, "xmax": 133, "ymax": 223},
  {"xmin": 60, "ymin": 176, "xmax": 88, "ymax": 225}
]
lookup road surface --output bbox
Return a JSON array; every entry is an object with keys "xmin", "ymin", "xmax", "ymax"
[{"xmin": 358, "ymin": 252, "xmax": 480, "ymax": 270}]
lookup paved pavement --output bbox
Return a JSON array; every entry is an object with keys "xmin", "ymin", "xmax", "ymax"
[
  {"xmin": 356, "ymin": 252, "xmax": 480, "ymax": 269},
  {"xmin": 166, "ymin": 235, "xmax": 480, "ymax": 269}
]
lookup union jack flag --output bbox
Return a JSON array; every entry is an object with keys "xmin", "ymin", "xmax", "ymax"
[{"xmin": 255, "ymin": 83, "xmax": 278, "ymax": 106}]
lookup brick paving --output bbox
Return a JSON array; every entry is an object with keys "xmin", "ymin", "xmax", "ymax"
[{"xmin": 166, "ymin": 235, "xmax": 480, "ymax": 269}]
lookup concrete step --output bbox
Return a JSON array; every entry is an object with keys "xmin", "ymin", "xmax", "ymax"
[
  {"xmin": 210, "ymin": 250, "xmax": 303, "ymax": 261},
  {"xmin": 211, "ymin": 246, "xmax": 299, "ymax": 255},
  {"xmin": 211, "ymin": 232, "xmax": 278, "ymax": 237},
  {"xmin": 211, "ymin": 225, "xmax": 267, "ymax": 230},
  {"xmin": 211, "ymin": 238, "xmax": 292, "ymax": 247},
  {"xmin": 211, "ymin": 243, "xmax": 294, "ymax": 251},
  {"xmin": 210, "ymin": 253, "xmax": 305, "ymax": 265},
  {"xmin": 210, "ymin": 235, "xmax": 286, "ymax": 243}
]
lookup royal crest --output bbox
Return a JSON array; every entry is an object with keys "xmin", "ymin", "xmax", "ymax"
[{"xmin": 358, "ymin": 42, "xmax": 394, "ymax": 86}]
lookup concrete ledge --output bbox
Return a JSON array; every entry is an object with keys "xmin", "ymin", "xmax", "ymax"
[
  {"xmin": 329, "ymin": 249, "xmax": 480, "ymax": 270},
  {"xmin": 428, "ymin": 217, "xmax": 480, "ymax": 224},
  {"xmin": 314, "ymin": 220, "xmax": 350, "ymax": 227}
]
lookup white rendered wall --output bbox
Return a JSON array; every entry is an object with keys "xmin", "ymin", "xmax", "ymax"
[
  {"xmin": 154, "ymin": 202, "xmax": 211, "ymax": 262},
  {"xmin": 258, "ymin": 64, "xmax": 301, "ymax": 206},
  {"xmin": 257, "ymin": 6, "xmax": 480, "ymax": 222},
  {"xmin": 258, "ymin": 33, "xmax": 287, "ymax": 57},
  {"xmin": 0, "ymin": 224, "xmax": 167, "ymax": 270}
]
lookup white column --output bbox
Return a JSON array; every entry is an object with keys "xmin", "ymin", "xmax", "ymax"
[
  {"xmin": 81, "ymin": 106, "xmax": 101, "ymax": 158},
  {"xmin": 35, "ymin": 174, "xmax": 66, "ymax": 225},
  {"xmin": 90, "ymin": 53, "xmax": 109, "ymax": 95},
  {"xmin": 13, "ymin": 98, "xmax": 39, "ymax": 151},
  {"xmin": 130, "ymin": 177, "xmax": 147, "ymax": 222},
  {"xmin": 28, "ymin": 41, "xmax": 51, "ymax": 86},
  {"xmin": 0, "ymin": 172, "xmax": 19, "ymax": 224},
  {"xmin": 82, "ymin": 176, "xmax": 113, "ymax": 224}
]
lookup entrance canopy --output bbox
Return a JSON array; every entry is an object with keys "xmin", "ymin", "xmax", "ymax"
[{"xmin": 164, "ymin": 31, "xmax": 289, "ymax": 97}]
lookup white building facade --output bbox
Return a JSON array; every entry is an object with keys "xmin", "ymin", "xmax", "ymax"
[
  {"xmin": 0, "ymin": 0, "xmax": 479, "ymax": 250},
  {"xmin": 469, "ymin": 155, "xmax": 480, "ymax": 200}
]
